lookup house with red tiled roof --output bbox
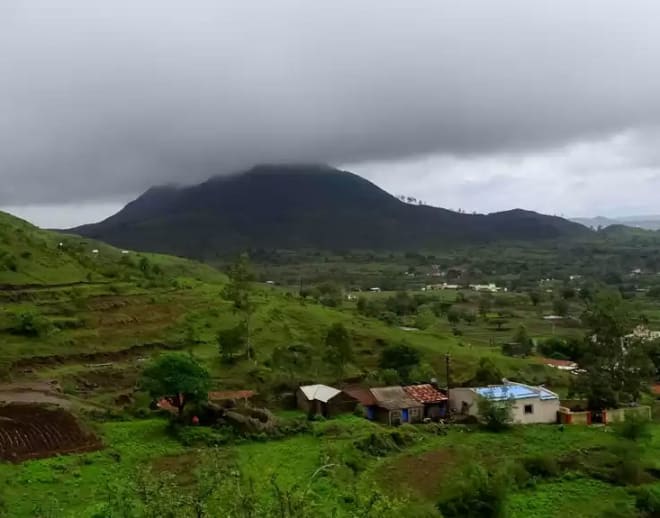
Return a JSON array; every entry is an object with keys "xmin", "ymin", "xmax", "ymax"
[{"xmin": 404, "ymin": 384, "xmax": 448, "ymax": 420}]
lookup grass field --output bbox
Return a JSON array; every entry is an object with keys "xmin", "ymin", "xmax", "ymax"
[{"xmin": 0, "ymin": 415, "xmax": 658, "ymax": 517}]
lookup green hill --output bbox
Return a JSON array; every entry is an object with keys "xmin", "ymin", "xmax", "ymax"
[
  {"xmin": 70, "ymin": 164, "xmax": 591, "ymax": 259},
  {"xmin": 0, "ymin": 210, "xmax": 221, "ymax": 286}
]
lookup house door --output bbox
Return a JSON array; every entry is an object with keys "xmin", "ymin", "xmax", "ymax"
[{"xmin": 402, "ymin": 409, "xmax": 409, "ymax": 422}]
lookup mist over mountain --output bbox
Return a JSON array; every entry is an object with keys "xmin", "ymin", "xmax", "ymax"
[
  {"xmin": 69, "ymin": 165, "xmax": 591, "ymax": 259},
  {"xmin": 572, "ymin": 215, "xmax": 660, "ymax": 231}
]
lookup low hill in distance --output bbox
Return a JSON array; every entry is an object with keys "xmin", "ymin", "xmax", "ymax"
[
  {"xmin": 0, "ymin": 210, "xmax": 221, "ymax": 286},
  {"xmin": 69, "ymin": 164, "xmax": 591, "ymax": 259},
  {"xmin": 573, "ymin": 214, "xmax": 660, "ymax": 231}
]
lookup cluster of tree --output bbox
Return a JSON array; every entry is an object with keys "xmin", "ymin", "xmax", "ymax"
[
  {"xmin": 571, "ymin": 291, "xmax": 657, "ymax": 410},
  {"xmin": 301, "ymin": 281, "xmax": 343, "ymax": 307},
  {"xmin": 501, "ymin": 325, "xmax": 534, "ymax": 357}
]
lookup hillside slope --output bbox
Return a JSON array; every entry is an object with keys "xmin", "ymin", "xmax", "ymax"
[
  {"xmin": 0, "ymin": 210, "xmax": 221, "ymax": 286},
  {"xmin": 70, "ymin": 164, "xmax": 591, "ymax": 258}
]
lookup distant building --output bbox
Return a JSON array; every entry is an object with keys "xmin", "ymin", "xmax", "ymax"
[
  {"xmin": 449, "ymin": 381, "xmax": 560, "ymax": 424},
  {"xmin": 626, "ymin": 325, "xmax": 660, "ymax": 342},
  {"xmin": 542, "ymin": 358, "xmax": 578, "ymax": 371},
  {"xmin": 469, "ymin": 283, "xmax": 501, "ymax": 293}
]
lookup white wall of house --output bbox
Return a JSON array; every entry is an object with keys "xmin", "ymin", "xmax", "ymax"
[{"xmin": 449, "ymin": 388, "xmax": 559, "ymax": 424}]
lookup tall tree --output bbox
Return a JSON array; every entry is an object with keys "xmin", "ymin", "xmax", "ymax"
[
  {"xmin": 140, "ymin": 353, "xmax": 211, "ymax": 416},
  {"xmin": 223, "ymin": 253, "xmax": 256, "ymax": 360},
  {"xmin": 217, "ymin": 322, "xmax": 247, "ymax": 363},
  {"xmin": 573, "ymin": 291, "xmax": 655, "ymax": 409},
  {"xmin": 323, "ymin": 323, "xmax": 353, "ymax": 376}
]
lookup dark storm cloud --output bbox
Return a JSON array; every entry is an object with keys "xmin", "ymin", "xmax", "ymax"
[{"xmin": 2, "ymin": 0, "xmax": 660, "ymax": 205}]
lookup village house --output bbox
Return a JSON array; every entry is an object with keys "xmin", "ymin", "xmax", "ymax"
[
  {"xmin": 344, "ymin": 386, "xmax": 379, "ymax": 420},
  {"xmin": 449, "ymin": 381, "xmax": 560, "ymax": 424},
  {"xmin": 369, "ymin": 386, "xmax": 424, "ymax": 425},
  {"xmin": 403, "ymin": 384, "xmax": 448, "ymax": 420},
  {"xmin": 296, "ymin": 384, "xmax": 356, "ymax": 418}
]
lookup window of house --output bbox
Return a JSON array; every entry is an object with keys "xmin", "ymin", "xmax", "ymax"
[{"xmin": 524, "ymin": 404, "xmax": 534, "ymax": 415}]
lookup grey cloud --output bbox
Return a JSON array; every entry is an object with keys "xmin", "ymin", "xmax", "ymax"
[{"xmin": 2, "ymin": 0, "xmax": 660, "ymax": 205}]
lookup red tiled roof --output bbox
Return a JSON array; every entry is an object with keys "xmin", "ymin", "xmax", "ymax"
[
  {"xmin": 208, "ymin": 390, "xmax": 256, "ymax": 401},
  {"xmin": 344, "ymin": 386, "xmax": 377, "ymax": 406},
  {"xmin": 403, "ymin": 384, "xmax": 448, "ymax": 404},
  {"xmin": 651, "ymin": 384, "xmax": 660, "ymax": 397},
  {"xmin": 541, "ymin": 358, "xmax": 577, "ymax": 368}
]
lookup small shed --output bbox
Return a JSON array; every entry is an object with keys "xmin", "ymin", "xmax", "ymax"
[
  {"xmin": 370, "ymin": 386, "xmax": 423, "ymax": 425},
  {"xmin": 403, "ymin": 384, "xmax": 448, "ymax": 420},
  {"xmin": 296, "ymin": 384, "xmax": 356, "ymax": 418},
  {"xmin": 344, "ymin": 386, "xmax": 378, "ymax": 420}
]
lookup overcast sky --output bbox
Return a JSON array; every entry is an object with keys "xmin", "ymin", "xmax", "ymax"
[{"xmin": 2, "ymin": 1, "xmax": 660, "ymax": 227}]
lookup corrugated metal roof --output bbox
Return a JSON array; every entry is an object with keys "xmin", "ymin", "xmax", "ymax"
[
  {"xmin": 403, "ymin": 384, "xmax": 448, "ymax": 403},
  {"xmin": 370, "ymin": 386, "xmax": 422, "ymax": 410},
  {"xmin": 299, "ymin": 384, "xmax": 341, "ymax": 403},
  {"xmin": 474, "ymin": 383, "xmax": 558, "ymax": 402}
]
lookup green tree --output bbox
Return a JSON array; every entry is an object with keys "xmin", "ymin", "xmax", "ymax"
[
  {"xmin": 473, "ymin": 358, "xmax": 503, "ymax": 386},
  {"xmin": 271, "ymin": 343, "xmax": 313, "ymax": 380},
  {"xmin": 529, "ymin": 290, "xmax": 542, "ymax": 307},
  {"xmin": 552, "ymin": 298, "xmax": 569, "ymax": 316},
  {"xmin": 379, "ymin": 343, "xmax": 421, "ymax": 382},
  {"xmin": 573, "ymin": 290, "xmax": 655, "ymax": 409},
  {"xmin": 323, "ymin": 323, "xmax": 353, "ymax": 375},
  {"xmin": 447, "ymin": 307, "xmax": 462, "ymax": 325},
  {"xmin": 477, "ymin": 396, "xmax": 513, "ymax": 432},
  {"xmin": 217, "ymin": 323, "xmax": 247, "ymax": 363},
  {"xmin": 415, "ymin": 306, "xmax": 436, "ymax": 330},
  {"xmin": 140, "ymin": 353, "xmax": 211, "ymax": 416},
  {"xmin": 223, "ymin": 253, "xmax": 256, "ymax": 360}
]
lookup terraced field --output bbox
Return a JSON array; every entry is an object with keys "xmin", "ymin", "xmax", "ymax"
[{"xmin": 0, "ymin": 404, "xmax": 101, "ymax": 462}]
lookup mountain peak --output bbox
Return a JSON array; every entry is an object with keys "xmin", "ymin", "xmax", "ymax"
[{"xmin": 70, "ymin": 164, "xmax": 590, "ymax": 257}]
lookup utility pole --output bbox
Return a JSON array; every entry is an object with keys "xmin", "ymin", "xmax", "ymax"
[{"xmin": 445, "ymin": 352, "xmax": 452, "ymax": 417}]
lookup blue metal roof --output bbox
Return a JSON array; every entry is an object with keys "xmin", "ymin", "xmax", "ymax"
[{"xmin": 474, "ymin": 384, "xmax": 558, "ymax": 402}]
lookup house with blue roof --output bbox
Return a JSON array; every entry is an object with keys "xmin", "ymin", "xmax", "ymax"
[{"xmin": 449, "ymin": 380, "xmax": 560, "ymax": 424}]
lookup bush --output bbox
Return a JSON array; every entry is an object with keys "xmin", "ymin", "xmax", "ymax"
[
  {"xmin": 522, "ymin": 454, "xmax": 560, "ymax": 479},
  {"xmin": 9, "ymin": 310, "xmax": 51, "ymax": 337},
  {"xmin": 615, "ymin": 414, "xmax": 652, "ymax": 442},
  {"xmin": 438, "ymin": 464, "xmax": 508, "ymax": 518},
  {"xmin": 635, "ymin": 486, "xmax": 660, "ymax": 517},
  {"xmin": 477, "ymin": 397, "xmax": 512, "ymax": 432},
  {"xmin": 353, "ymin": 430, "xmax": 416, "ymax": 457}
]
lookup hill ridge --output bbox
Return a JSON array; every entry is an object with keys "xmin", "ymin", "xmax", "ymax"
[{"xmin": 69, "ymin": 164, "xmax": 590, "ymax": 258}]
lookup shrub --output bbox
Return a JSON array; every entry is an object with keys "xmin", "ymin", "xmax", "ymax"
[
  {"xmin": 438, "ymin": 464, "xmax": 508, "ymax": 518},
  {"xmin": 477, "ymin": 397, "xmax": 513, "ymax": 432},
  {"xmin": 635, "ymin": 486, "xmax": 660, "ymax": 517},
  {"xmin": 615, "ymin": 414, "xmax": 652, "ymax": 442},
  {"xmin": 522, "ymin": 454, "xmax": 560, "ymax": 479},
  {"xmin": 9, "ymin": 310, "xmax": 51, "ymax": 337}
]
